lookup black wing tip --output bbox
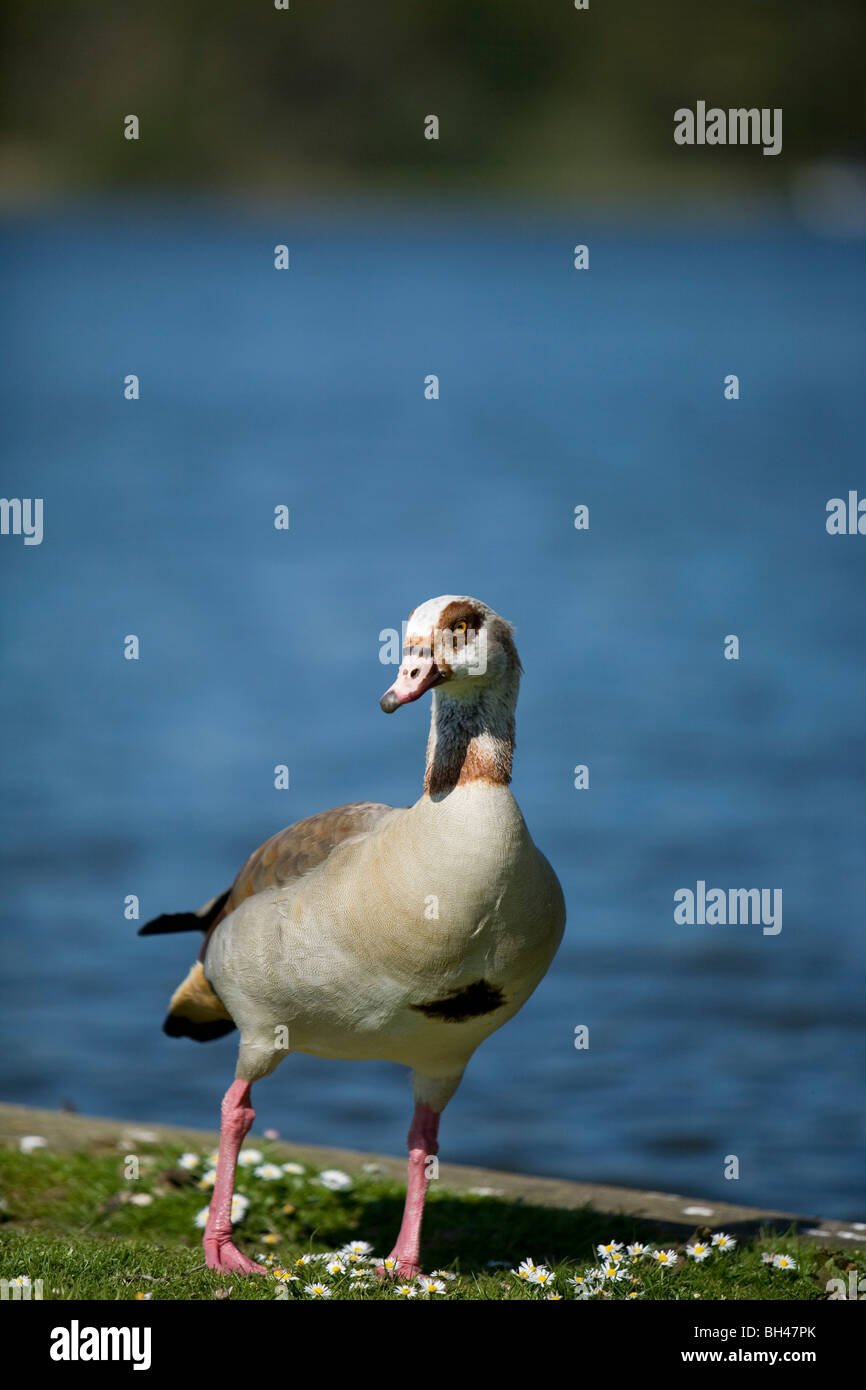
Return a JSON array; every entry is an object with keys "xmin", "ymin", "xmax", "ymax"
[
  {"xmin": 162, "ymin": 1014, "xmax": 237, "ymax": 1042},
  {"xmin": 139, "ymin": 890, "xmax": 231, "ymax": 938},
  {"xmin": 138, "ymin": 912, "xmax": 201, "ymax": 937}
]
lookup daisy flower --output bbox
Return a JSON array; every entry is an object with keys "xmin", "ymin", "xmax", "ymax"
[
  {"xmin": 652, "ymin": 1249, "xmax": 678, "ymax": 1268},
  {"xmin": 514, "ymin": 1257, "xmax": 539, "ymax": 1280},
  {"xmin": 325, "ymin": 1258, "xmax": 346, "ymax": 1276},
  {"xmin": 395, "ymin": 1284, "xmax": 417, "ymax": 1297},
  {"xmin": 317, "ymin": 1169, "xmax": 352, "ymax": 1191},
  {"xmin": 627, "ymin": 1242, "xmax": 650, "ymax": 1258},
  {"xmin": 711, "ymin": 1233, "xmax": 736, "ymax": 1252},
  {"xmin": 294, "ymin": 1254, "xmax": 315, "ymax": 1266},
  {"xmin": 380, "ymin": 1256, "xmax": 399, "ymax": 1272},
  {"xmin": 546, "ymin": 1292, "xmax": 563, "ymax": 1301},
  {"xmin": 134, "ymin": 1291, "xmax": 153, "ymax": 1301},
  {"xmin": 282, "ymin": 1162, "xmax": 306, "ymax": 1176},
  {"xmin": 11, "ymin": 1276, "xmax": 30, "ymax": 1288},
  {"xmin": 199, "ymin": 1170, "xmax": 217, "ymax": 1189},
  {"xmin": 528, "ymin": 1267, "xmax": 554, "ymax": 1286},
  {"xmin": 599, "ymin": 1263, "xmax": 629, "ymax": 1282},
  {"xmin": 19, "ymin": 1136, "xmax": 47, "ymax": 1154},
  {"xmin": 273, "ymin": 1269, "xmax": 298, "ymax": 1282},
  {"xmin": 686, "ymin": 1242, "xmax": 711, "ymax": 1261},
  {"xmin": 177, "ymin": 1152, "xmax": 199, "ymax": 1170},
  {"xmin": 230, "ymin": 1194, "xmax": 249, "ymax": 1223},
  {"xmin": 627, "ymin": 1289, "xmax": 643, "ymax": 1299},
  {"xmin": 429, "ymin": 1269, "xmax": 457, "ymax": 1281},
  {"xmin": 772, "ymin": 1254, "xmax": 797, "ymax": 1271},
  {"xmin": 304, "ymin": 1283, "xmax": 332, "ymax": 1298},
  {"xmin": 254, "ymin": 1163, "xmax": 283, "ymax": 1181},
  {"xmin": 761, "ymin": 1252, "xmax": 774, "ymax": 1263},
  {"xmin": 237, "ymin": 1149, "xmax": 264, "ymax": 1168},
  {"xmin": 207, "ymin": 1149, "xmax": 220, "ymax": 1166},
  {"xmin": 417, "ymin": 1276, "xmax": 447, "ymax": 1295},
  {"xmin": 340, "ymin": 1241, "xmax": 373, "ymax": 1258},
  {"xmin": 597, "ymin": 1240, "xmax": 624, "ymax": 1257},
  {"xmin": 261, "ymin": 1233, "xmax": 279, "ymax": 1246}
]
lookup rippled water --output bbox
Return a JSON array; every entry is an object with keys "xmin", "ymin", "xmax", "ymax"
[{"xmin": 1, "ymin": 204, "xmax": 864, "ymax": 1219}]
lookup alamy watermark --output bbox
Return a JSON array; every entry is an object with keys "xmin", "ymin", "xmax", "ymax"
[
  {"xmin": 674, "ymin": 881, "xmax": 782, "ymax": 935},
  {"xmin": 674, "ymin": 103, "xmax": 782, "ymax": 157},
  {"xmin": 378, "ymin": 622, "xmax": 487, "ymax": 674},
  {"xmin": 0, "ymin": 498, "xmax": 43, "ymax": 545}
]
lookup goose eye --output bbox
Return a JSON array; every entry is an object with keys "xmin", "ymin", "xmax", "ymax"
[{"xmin": 452, "ymin": 620, "xmax": 468, "ymax": 633}]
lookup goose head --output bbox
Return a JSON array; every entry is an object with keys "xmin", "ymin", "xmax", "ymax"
[{"xmin": 380, "ymin": 595, "xmax": 519, "ymax": 713}]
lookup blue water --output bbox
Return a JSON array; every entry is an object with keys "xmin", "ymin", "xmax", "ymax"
[{"xmin": 1, "ymin": 203, "xmax": 864, "ymax": 1220}]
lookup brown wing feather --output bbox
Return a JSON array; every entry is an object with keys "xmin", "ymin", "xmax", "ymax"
[{"xmin": 199, "ymin": 801, "xmax": 394, "ymax": 962}]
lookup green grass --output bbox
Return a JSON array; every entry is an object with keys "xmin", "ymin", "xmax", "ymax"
[{"xmin": 0, "ymin": 1143, "xmax": 859, "ymax": 1301}]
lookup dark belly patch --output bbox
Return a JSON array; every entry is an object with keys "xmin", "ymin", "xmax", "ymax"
[{"xmin": 411, "ymin": 979, "xmax": 505, "ymax": 1022}]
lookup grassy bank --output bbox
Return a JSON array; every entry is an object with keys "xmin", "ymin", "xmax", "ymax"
[{"xmin": 1, "ymin": 1140, "xmax": 858, "ymax": 1301}]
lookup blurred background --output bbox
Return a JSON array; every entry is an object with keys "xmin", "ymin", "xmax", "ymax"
[{"xmin": 1, "ymin": 1, "xmax": 865, "ymax": 1219}]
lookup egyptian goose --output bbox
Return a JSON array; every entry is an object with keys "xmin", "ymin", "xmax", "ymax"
[{"xmin": 141, "ymin": 596, "xmax": 566, "ymax": 1276}]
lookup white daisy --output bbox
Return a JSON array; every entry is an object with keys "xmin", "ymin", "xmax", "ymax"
[
  {"xmin": 177, "ymin": 1152, "xmax": 199, "ymax": 1170},
  {"xmin": 711, "ymin": 1233, "xmax": 736, "ymax": 1252},
  {"xmin": 317, "ymin": 1169, "xmax": 352, "ymax": 1191},
  {"xmin": 253, "ymin": 1163, "xmax": 283, "ymax": 1181},
  {"xmin": 304, "ymin": 1283, "xmax": 332, "ymax": 1298},
  {"xmin": 325, "ymin": 1258, "xmax": 346, "ymax": 1276},
  {"xmin": 627, "ymin": 1242, "xmax": 649, "ymax": 1258},
  {"xmin": 772, "ymin": 1254, "xmax": 797, "ymax": 1271},
  {"xmin": 686, "ymin": 1242, "xmax": 711, "ymax": 1261},
  {"xmin": 597, "ymin": 1240, "xmax": 624, "ymax": 1257},
  {"xmin": 652, "ymin": 1249, "xmax": 678, "ymax": 1268},
  {"xmin": 395, "ymin": 1284, "xmax": 417, "ymax": 1297},
  {"xmin": 569, "ymin": 1273, "xmax": 602, "ymax": 1299},
  {"xmin": 417, "ymin": 1276, "xmax": 447, "ymax": 1295},
  {"xmin": 282, "ymin": 1162, "xmax": 306, "ymax": 1176},
  {"xmin": 19, "ymin": 1136, "xmax": 47, "ymax": 1154},
  {"xmin": 340, "ymin": 1240, "xmax": 373, "ymax": 1257},
  {"xmin": 236, "ymin": 1149, "xmax": 264, "ymax": 1168},
  {"xmin": 230, "ymin": 1194, "xmax": 249, "ymax": 1223}
]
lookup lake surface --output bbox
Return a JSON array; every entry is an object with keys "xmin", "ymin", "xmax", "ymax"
[{"xmin": 1, "ymin": 202, "xmax": 864, "ymax": 1220}]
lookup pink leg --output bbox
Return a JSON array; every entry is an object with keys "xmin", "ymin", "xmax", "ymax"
[
  {"xmin": 381, "ymin": 1102, "xmax": 440, "ymax": 1279},
  {"xmin": 203, "ymin": 1079, "xmax": 265, "ymax": 1275}
]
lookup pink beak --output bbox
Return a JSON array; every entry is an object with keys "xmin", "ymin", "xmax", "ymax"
[{"xmin": 380, "ymin": 654, "xmax": 444, "ymax": 713}]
